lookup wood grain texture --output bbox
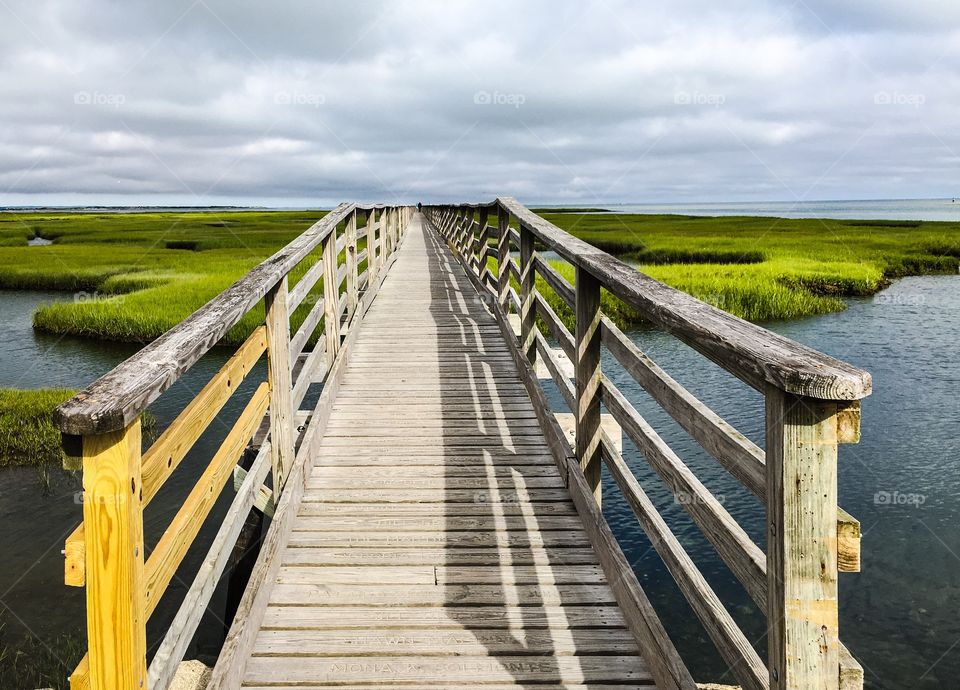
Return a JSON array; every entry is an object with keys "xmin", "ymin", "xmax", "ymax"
[
  {"xmin": 496, "ymin": 197, "xmax": 871, "ymax": 400},
  {"xmin": 575, "ymin": 265, "xmax": 602, "ymax": 503},
  {"xmin": 766, "ymin": 391, "xmax": 839, "ymax": 690},
  {"xmin": 55, "ymin": 203, "xmax": 355, "ymax": 435},
  {"xmin": 216, "ymin": 214, "xmax": 653, "ymax": 688},
  {"xmin": 143, "ymin": 383, "xmax": 269, "ymax": 617},
  {"xmin": 266, "ymin": 280, "xmax": 296, "ymax": 490},
  {"xmin": 81, "ymin": 421, "xmax": 146, "ymax": 690}
]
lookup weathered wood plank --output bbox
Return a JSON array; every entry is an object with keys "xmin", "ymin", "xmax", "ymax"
[
  {"xmin": 497, "ymin": 197, "xmax": 871, "ymax": 400},
  {"xmin": 252, "ymin": 628, "xmax": 638, "ymax": 656},
  {"xmin": 243, "ymin": 656, "xmax": 653, "ymax": 685},
  {"xmin": 55, "ymin": 204, "xmax": 355, "ymax": 435}
]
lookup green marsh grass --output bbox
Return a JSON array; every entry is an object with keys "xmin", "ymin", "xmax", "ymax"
[{"xmin": 530, "ymin": 212, "xmax": 959, "ymax": 324}]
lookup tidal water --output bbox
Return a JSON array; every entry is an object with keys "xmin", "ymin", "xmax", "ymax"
[
  {"xmin": 539, "ymin": 198, "xmax": 960, "ymax": 221},
  {"xmin": 0, "ymin": 275, "xmax": 957, "ymax": 689}
]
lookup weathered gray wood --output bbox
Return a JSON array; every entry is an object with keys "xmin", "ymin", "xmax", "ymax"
[
  {"xmin": 497, "ymin": 197, "xmax": 871, "ymax": 400},
  {"xmin": 209, "ymin": 212, "xmax": 401, "ymax": 690},
  {"xmin": 519, "ymin": 226, "xmax": 537, "ymax": 364},
  {"xmin": 602, "ymin": 316, "xmax": 860, "ymax": 574},
  {"xmin": 497, "ymin": 206, "xmax": 510, "ymax": 309},
  {"xmin": 289, "ymin": 295, "xmax": 326, "ymax": 366},
  {"xmin": 147, "ymin": 440, "xmax": 271, "ymax": 690},
  {"xmin": 599, "ymin": 435, "xmax": 768, "ymax": 690},
  {"xmin": 766, "ymin": 391, "xmax": 840, "ymax": 690},
  {"xmin": 345, "ymin": 210, "xmax": 358, "ymax": 317},
  {"xmin": 535, "ymin": 292, "xmax": 575, "ymax": 361},
  {"xmin": 601, "ymin": 379, "xmax": 767, "ymax": 608},
  {"xmin": 430, "ymin": 213, "xmax": 694, "ymax": 690},
  {"xmin": 55, "ymin": 204, "xmax": 355, "ymax": 435},
  {"xmin": 265, "ymin": 278, "xmax": 295, "ymax": 490},
  {"xmin": 321, "ymin": 231, "xmax": 340, "ymax": 359},
  {"xmin": 534, "ymin": 254, "xmax": 575, "ymax": 309},
  {"xmin": 575, "ymin": 265, "xmax": 602, "ymax": 504},
  {"xmin": 288, "ymin": 254, "xmax": 326, "ymax": 313}
]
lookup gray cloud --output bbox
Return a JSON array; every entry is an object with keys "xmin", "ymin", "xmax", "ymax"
[{"xmin": 0, "ymin": 0, "xmax": 957, "ymax": 206}]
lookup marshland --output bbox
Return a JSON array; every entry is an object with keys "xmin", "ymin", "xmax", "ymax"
[{"xmin": 0, "ymin": 206, "xmax": 957, "ymax": 688}]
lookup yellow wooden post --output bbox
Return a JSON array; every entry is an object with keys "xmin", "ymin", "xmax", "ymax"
[{"xmin": 81, "ymin": 420, "xmax": 147, "ymax": 690}]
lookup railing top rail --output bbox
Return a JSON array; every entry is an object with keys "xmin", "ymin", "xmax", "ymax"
[
  {"xmin": 54, "ymin": 202, "xmax": 359, "ymax": 436},
  {"xmin": 431, "ymin": 198, "xmax": 871, "ymax": 400}
]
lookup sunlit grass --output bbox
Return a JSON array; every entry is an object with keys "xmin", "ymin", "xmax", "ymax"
[{"xmin": 531, "ymin": 212, "xmax": 959, "ymax": 324}]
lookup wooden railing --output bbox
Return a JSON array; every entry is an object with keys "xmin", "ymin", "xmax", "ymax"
[
  {"xmin": 54, "ymin": 204, "xmax": 413, "ymax": 690},
  {"xmin": 425, "ymin": 199, "xmax": 870, "ymax": 690}
]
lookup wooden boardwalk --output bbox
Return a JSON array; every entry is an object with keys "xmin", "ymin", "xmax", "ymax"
[
  {"xmin": 241, "ymin": 217, "xmax": 653, "ymax": 687},
  {"xmin": 58, "ymin": 202, "xmax": 870, "ymax": 690}
]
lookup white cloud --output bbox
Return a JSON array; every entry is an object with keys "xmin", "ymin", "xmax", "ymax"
[{"xmin": 0, "ymin": 0, "xmax": 957, "ymax": 205}]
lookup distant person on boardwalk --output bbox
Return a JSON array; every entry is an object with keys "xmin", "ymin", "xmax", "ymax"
[{"xmin": 417, "ymin": 202, "xmax": 422, "ymax": 212}]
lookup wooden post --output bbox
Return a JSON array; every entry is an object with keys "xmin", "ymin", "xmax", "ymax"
[
  {"xmin": 385, "ymin": 208, "xmax": 394, "ymax": 257},
  {"xmin": 765, "ymin": 390, "xmax": 840, "ymax": 690},
  {"xmin": 478, "ymin": 208, "xmax": 489, "ymax": 283},
  {"xmin": 575, "ymin": 266, "xmax": 602, "ymax": 504},
  {"xmin": 520, "ymin": 225, "xmax": 536, "ymax": 365},
  {"xmin": 367, "ymin": 209, "xmax": 378, "ymax": 281},
  {"xmin": 322, "ymin": 227, "xmax": 341, "ymax": 358},
  {"xmin": 81, "ymin": 421, "xmax": 147, "ymax": 690},
  {"xmin": 497, "ymin": 207, "xmax": 510, "ymax": 310},
  {"xmin": 391, "ymin": 208, "xmax": 398, "ymax": 251},
  {"xmin": 264, "ymin": 278, "xmax": 295, "ymax": 489},
  {"xmin": 345, "ymin": 210, "xmax": 358, "ymax": 317}
]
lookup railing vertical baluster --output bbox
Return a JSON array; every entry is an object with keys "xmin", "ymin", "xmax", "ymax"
[
  {"xmin": 384, "ymin": 208, "xmax": 392, "ymax": 256},
  {"xmin": 367, "ymin": 208, "xmax": 378, "ymax": 282},
  {"xmin": 519, "ymin": 225, "xmax": 536, "ymax": 365},
  {"xmin": 575, "ymin": 266, "xmax": 602, "ymax": 504},
  {"xmin": 478, "ymin": 208, "xmax": 489, "ymax": 284},
  {"xmin": 322, "ymin": 223, "xmax": 341, "ymax": 358},
  {"xmin": 265, "ymin": 278, "xmax": 295, "ymax": 489},
  {"xmin": 345, "ymin": 209, "xmax": 358, "ymax": 317},
  {"xmin": 461, "ymin": 208, "xmax": 473, "ymax": 258},
  {"xmin": 81, "ymin": 420, "xmax": 147, "ymax": 690},
  {"xmin": 497, "ymin": 207, "xmax": 510, "ymax": 310},
  {"xmin": 765, "ymin": 391, "xmax": 840, "ymax": 690},
  {"xmin": 392, "ymin": 207, "xmax": 399, "ymax": 249}
]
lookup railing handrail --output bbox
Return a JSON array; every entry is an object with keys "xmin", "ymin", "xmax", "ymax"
[
  {"xmin": 53, "ymin": 202, "xmax": 405, "ymax": 435},
  {"xmin": 428, "ymin": 198, "xmax": 871, "ymax": 400},
  {"xmin": 61, "ymin": 203, "xmax": 413, "ymax": 690},
  {"xmin": 425, "ymin": 202, "xmax": 868, "ymax": 690}
]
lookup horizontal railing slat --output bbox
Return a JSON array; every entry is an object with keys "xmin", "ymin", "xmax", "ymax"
[
  {"xmin": 147, "ymin": 438, "xmax": 272, "ymax": 690},
  {"xmin": 533, "ymin": 255, "xmax": 575, "ymax": 310},
  {"xmin": 55, "ymin": 203, "xmax": 355, "ymax": 435},
  {"xmin": 601, "ymin": 378, "xmax": 767, "ymax": 608},
  {"xmin": 142, "ymin": 383, "xmax": 270, "ymax": 617},
  {"xmin": 599, "ymin": 434, "xmax": 768, "ymax": 690}
]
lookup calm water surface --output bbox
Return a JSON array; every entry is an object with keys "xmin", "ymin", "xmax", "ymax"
[{"xmin": 1, "ymin": 276, "xmax": 957, "ymax": 689}]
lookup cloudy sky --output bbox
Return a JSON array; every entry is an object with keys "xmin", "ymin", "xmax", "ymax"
[{"xmin": 0, "ymin": 0, "xmax": 958, "ymax": 206}]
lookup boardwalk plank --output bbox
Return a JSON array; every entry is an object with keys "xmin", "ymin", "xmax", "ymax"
[{"xmin": 234, "ymin": 214, "xmax": 650, "ymax": 688}]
